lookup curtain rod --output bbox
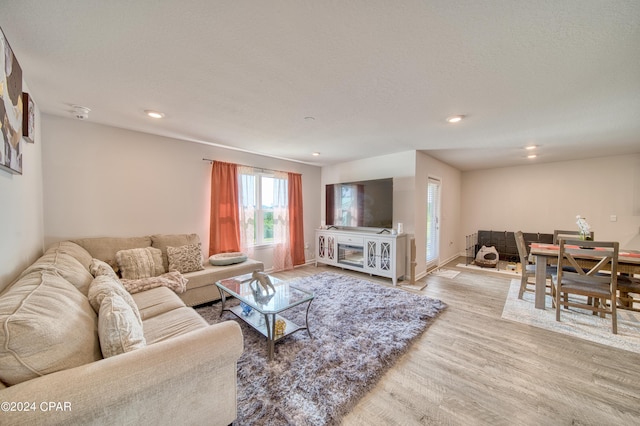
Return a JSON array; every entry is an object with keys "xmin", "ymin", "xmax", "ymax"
[{"xmin": 202, "ymin": 158, "xmax": 301, "ymax": 176}]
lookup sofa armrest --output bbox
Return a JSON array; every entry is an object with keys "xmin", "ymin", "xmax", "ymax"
[{"xmin": 0, "ymin": 321, "xmax": 243, "ymax": 426}]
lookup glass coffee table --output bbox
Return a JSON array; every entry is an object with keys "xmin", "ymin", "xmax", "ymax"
[{"xmin": 215, "ymin": 272, "xmax": 314, "ymax": 360}]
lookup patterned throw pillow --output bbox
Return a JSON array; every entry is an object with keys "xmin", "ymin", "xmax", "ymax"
[
  {"xmin": 88, "ymin": 275, "xmax": 142, "ymax": 324},
  {"xmin": 89, "ymin": 258, "xmax": 119, "ymax": 280},
  {"xmin": 120, "ymin": 271, "xmax": 188, "ymax": 294},
  {"xmin": 98, "ymin": 294, "xmax": 146, "ymax": 358},
  {"xmin": 115, "ymin": 247, "xmax": 165, "ymax": 280},
  {"xmin": 167, "ymin": 244, "xmax": 205, "ymax": 274}
]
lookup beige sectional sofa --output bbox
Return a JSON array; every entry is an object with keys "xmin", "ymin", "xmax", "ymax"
[
  {"xmin": 0, "ymin": 234, "xmax": 262, "ymax": 425},
  {"xmin": 71, "ymin": 233, "xmax": 264, "ymax": 306}
]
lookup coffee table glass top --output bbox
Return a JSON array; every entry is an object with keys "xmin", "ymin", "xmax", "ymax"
[{"xmin": 216, "ymin": 273, "xmax": 314, "ymax": 314}]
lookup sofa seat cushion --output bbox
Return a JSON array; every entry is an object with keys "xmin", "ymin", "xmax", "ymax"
[
  {"xmin": 0, "ymin": 271, "xmax": 101, "ymax": 386},
  {"xmin": 72, "ymin": 236, "xmax": 152, "ymax": 274},
  {"xmin": 131, "ymin": 286, "xmax": 186, "ymax": 321},
  {"xmin": 142, "ymin": 307, "xmax": 207, "ymax": 344},
  {"xmin": 183, "ymin": 260, "xmax": 263, "ymax": 292},
  {"xmin": 19, "ymin": 250, "xmax": 94, "ymax": 295}
]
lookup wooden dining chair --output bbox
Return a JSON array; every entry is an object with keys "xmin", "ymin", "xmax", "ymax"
[
  {"xmin": 553, "ymin": 229, "xmax": 594, "ymax": 244},
  {"xmin": 617, "ymin": 275, "xmax": 640, "ymax": 312},
  {"xmin": 551, "ymin": 239, "xmax": 619, "ymax": 334},
  {"xmin": 515, "ymin": 231, "xmax": 555, "ymax": 299}
]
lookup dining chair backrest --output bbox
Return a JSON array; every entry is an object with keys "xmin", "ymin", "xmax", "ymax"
[
  {"xmin": 514, "ymin": 231, "xmax": 529, "ymax": 265},
  {"xmin": 553, "ymin": 229, "xmax": 594, "ymax": 244},
  {"xmin": 556, "ymin": 239, "xmax": 618, "ymax": 285}
]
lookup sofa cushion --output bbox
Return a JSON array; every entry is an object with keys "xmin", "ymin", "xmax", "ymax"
[
  {"xmin": 131, "ymin": 286, "xmax": 186, "ymax": 321},
  {"xmin": 0, "ymin": 271, "xmax": 101, "ymax": 386},
  {"xmin": 121, "ymin": 271, "xmax": 187, "ymax": 295},
  {"xmin": 167, "ymin": 244, "xmax": 205, "ymax": 274},
  {"xmin": 19, "ymin": 250, "xmax": 94, "ymax": 296},
  {"xmin": 72, "ymin": 236, "xmax": 152, "ymax": 274},
  {"xmin": 88, "ymin": 275, "xmax": 142, "ymax": 323},
  {"xmin": 151, "ymin": 233, "xmax": 201, "ymax": 271},
  {"xmin": 45, "ymin": 241, "xmax": 94, "ymax": 270},
  {"xmin": 98, "ymin": 294, "xmax": 146, "ymax": 358},
  {"xmin": 116, "ymin": 247, "xmax": 165, "ymax": 280},
  {"xmin": 89, "ymin": 258, "xmax": 120, "ymax": 280},
  {"xmin": 142, "ymin": 307, "xmax": 207, "ymax": 345}
]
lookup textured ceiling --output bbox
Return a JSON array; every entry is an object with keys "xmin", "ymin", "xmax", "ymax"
[{"xmin": 1, "ymin": 1, "xmax": 639, "ymax": 170}]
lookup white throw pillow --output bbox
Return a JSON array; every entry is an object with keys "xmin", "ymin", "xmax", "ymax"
[
  {"xmin": 98, "ymin": 294, "xmax": 146, "ymax": 358},
  {"xmin": 116, "ymin": 247, "xmax": 165, "ymax": 280}
]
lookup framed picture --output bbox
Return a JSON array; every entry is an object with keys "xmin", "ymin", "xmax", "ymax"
[
  {"xmin": 0, "ymin": 27, "xmax": 23, "ymax": 175},
  {"xmin": 22, "ymin": 93, "xmax": 34, "ymax": 143}
]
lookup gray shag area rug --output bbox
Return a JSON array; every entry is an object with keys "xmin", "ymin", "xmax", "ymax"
[{"xmin": 196, "ymin": 271, "xmax": 446, "ymax": 425}]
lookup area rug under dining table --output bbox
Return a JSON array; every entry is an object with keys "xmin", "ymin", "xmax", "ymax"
[
  {"xmin": 196, "ymin": 271, "xmax": 446, "ymax": 426},
  {"xmin": 502, "ymin": 278, "xmax": 640, "ymax": 354}
]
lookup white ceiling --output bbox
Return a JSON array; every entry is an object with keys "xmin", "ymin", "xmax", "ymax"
[{"xmin": 1, "ymin": 1, "xmax": 639, "ymax": 170}]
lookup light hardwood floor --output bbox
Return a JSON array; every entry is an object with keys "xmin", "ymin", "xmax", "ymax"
[{"xmin": 272, "ymin": 260, "xmax": 640, "ymax": 426}]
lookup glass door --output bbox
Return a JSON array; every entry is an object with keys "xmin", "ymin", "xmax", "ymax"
[{"xmin": 426, "ymin": 177, "xmax": 441, "ymax": 270}]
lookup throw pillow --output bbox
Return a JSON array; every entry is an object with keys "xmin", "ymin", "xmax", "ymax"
[
  {"xmin": 167, "ymin": 243, "xmax": 205, "ymax": 274},
  {"xmin": 89, "ymin": 258, "xmax": 120, "ymax": 280},
  {"xmin": 115, "ymin": 247, "xmax": 165, "ymax": 280},
  {"xmin": 120, "ymin": 271, "xmax": 188, "ymax": 294},
  {"xmin": 98, "ymin": 294, "xmax": 146, "ymax": 358},
  {"xmin": 150, "ymin": 233, "xmax": 201, "ymax": 272},
  {"xmin": 88, "ymin": 275, "xmax": 142, "ymax": 324},
  {"xmin": 0, "ymin": 271, "xmax": 101, "ymax": 386}
]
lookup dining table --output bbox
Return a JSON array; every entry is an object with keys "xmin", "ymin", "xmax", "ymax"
[{"xmin": 529, "ymin": 242, "xmax": 640, "ymax": 309}]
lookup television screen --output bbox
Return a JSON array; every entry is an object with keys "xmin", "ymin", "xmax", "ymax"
[{"xmin": 326, "ymin": 178, "xmax": 393, "ymax": 228}]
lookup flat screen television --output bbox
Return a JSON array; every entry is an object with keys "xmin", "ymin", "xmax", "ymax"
[{"xmin": 325, "ymin": 178, "xmax": 393, "ymax": 228}]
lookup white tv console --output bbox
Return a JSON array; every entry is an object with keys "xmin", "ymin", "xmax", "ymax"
[{"xmin": 315, "ymin": 228, "xmax": 407, "ymax": 285}]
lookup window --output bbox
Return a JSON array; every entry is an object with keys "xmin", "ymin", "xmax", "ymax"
[{"xmin": 239, "ymin": 170, "xmax": 288, "ymax": 246}]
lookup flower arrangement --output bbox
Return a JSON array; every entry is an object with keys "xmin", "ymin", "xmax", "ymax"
[{"xmin": 576, "ymin": 215, "xmax": 592, "ymax": 240}]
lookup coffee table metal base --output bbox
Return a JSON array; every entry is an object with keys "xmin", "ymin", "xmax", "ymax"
[{"xmin": 217, "ymin": 288, "xmax": 313, "ymax": 360}]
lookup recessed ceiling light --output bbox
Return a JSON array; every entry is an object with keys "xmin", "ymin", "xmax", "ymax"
[
  {"xmin": 446, "ymin": 115, "xmax": 464, "ymax": 123},
  {"xmin": 312, "ymin": 152, "xmax": 320, "ymax": 156},
  {"xmin": 527, "ymin": 154, "xmax": 537, "ymax": 159},
  {"xmin": 525, "ymin": 145, "xmax": 537, "ymax": 150},
  {"xmin": 145, "ymin": 110, "xmax": 165, "ymax": 119}
]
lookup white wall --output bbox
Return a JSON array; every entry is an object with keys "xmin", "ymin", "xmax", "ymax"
[
  {"xmin": 0, "ymin": 86, "xmax": 44, "ymax": 291},
  {"xmin": 415, "ymin": 151, "xmax": 462, "ymax": 272},
  {"xmin": 461, "ymin": 154, "xmax": 640, "ymax": 249},
  {"xmin": 41, "ymin": 115, "xmax": 321, "ymax": 270}
]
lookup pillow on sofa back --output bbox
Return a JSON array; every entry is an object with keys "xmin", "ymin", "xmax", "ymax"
[
  {"xmin": 19, "ymin": 250, "xmax": 94, "ymax": 296},
  {"xmin": 116, "ymin": 247, "xmax": 165, "ymax": 280},
  {"xmin": 0, "ymin": 271, "xmax": 101, "ymax": 386},
  {"xmin": 88, "ymin": 275, "xmax": 142, "ymax": 324},
  {"xmin": 151, "ymin": 233, "xmax": 201, "ymax": 271},
  {"xmin": 167, "ymin": 244, "xmax": 205, "ymax": 274},
  {"xmin": 45, "ymin": 241, "xmax": 93, "ymax": 270},
  {"xmin": 72, "ymin": 236, "xmax": 152, "ymax": 275},
  {"xmin": 98, "ymin": 294, "xmax": 146, "ymax": 358}
]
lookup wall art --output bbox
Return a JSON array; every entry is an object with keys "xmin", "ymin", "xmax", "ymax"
[
  {"xmin": 0, "ymin": 27, "xmax": 23, "ymax": 175},
  {"xmin": 22, "ymin": 92, "xmax": 34, "ymax": 143}
]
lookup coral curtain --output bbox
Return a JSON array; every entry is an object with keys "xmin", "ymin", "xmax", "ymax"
[
  {"xmin": 209, "ymin": 161, "xmax": 241, "ymax": 255},
  {"xmin": 288, "ymin": 172, "xmax": 305, "ymax": 266}
]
